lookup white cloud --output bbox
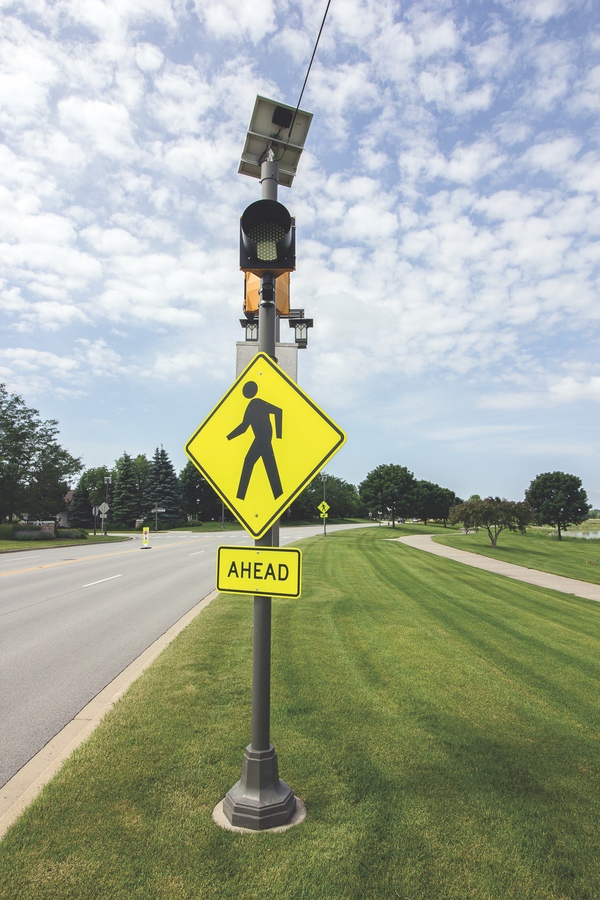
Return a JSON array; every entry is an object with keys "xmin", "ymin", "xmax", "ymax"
[
  {"xmin": 523, "ymin": 136, "xmax": 581, "ymax": 173},
  {"xmin": 524, "ymin": 39, "xmax": 577, "ymax": 111},
  {"xmin": 193, "ymin": 0, "xmax": 277, "ymax": 42},
  {"xmin": 498, "ymin": 0, "xmax": 570, "ymax": 24},
  {"xmin": 58, "ymin": 97, "xmax": 136, "ymax": 159},
  {"xmin": 80, "ymin": 225, "xmax": 144, "ymax": 255},
  {"xmin": 411, "ymin": 12, "xmax": 460, "ymax": 58},
  {"xmin": 550, "ymin": 376, "xmax": 600, "ymax": 403},
  {"xmin": 307, "ymin": 63, "xmax": 380, "ymax": 136},
  {"xmin": 419, "ymin": 63, "xmax": 494, "ymax": 114},
  {"xmin": 476, "ymin": 189, "xmax": 544, "ymax": 221},
  {"xmin": 571, "ymin": 62, "xmax": 600, "ymax": 113},
  {"xmin": 134, "ymin": 43, "xmax": 165, "ymax": 73},
  {"xmin": 444, "ymin": 140, "xmax": 504, "ymax": 184},
  {"xmin": 151, "ymin": 66, "xmax": 214, "ymax": 134},
  {"xmin": 277, "ymin": 27, "xmax": 312, "ymax": 64},
  {"xmin": 469, "ymin": 31, "xmax": 513, "ymax": 78}
]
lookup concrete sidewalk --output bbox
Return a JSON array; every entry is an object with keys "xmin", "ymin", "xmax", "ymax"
[{"xmin": 398, "ymin": 534, "xmax": 600, "ymax": 603}]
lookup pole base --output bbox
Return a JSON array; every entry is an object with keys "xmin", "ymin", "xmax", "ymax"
[{"xmin": 223, "ymin": 744, "xmax": 296, "ymax": 830}]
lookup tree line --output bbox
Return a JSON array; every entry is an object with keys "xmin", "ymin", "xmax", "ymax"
[{"xmin": 0, "ymin": 384, "xmax": 594, "ymax": 536}]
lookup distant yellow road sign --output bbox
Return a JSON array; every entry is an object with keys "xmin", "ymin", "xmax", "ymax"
[
  {"xmin": 318, "ymin": 501, "xmax": 330, "ymax": 514},
  {"xmin": 185, "ymin": 353, "xmax": 346, "ymax": 539},
  {"xmin": 217, "ymin": 546, "xmax": 302, "ymax": 598}
]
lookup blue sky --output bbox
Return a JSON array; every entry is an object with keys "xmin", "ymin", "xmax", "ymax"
[{"xmin": 1, "ymin": 0, "xmax": 599, "ymax": 507}]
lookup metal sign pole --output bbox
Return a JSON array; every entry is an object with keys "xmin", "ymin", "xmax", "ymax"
[{"xmin": 223, "ymin": 158, "xmax": 296, "ymax": 830}]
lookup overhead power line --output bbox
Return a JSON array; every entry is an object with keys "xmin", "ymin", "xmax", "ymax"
[{"xmin": 274, "ymin": 0, "xmax": 333, "ymax": 162}]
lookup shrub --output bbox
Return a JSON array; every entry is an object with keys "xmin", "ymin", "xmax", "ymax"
[
  {"xmin": 56, "ymin": 528, "xmax": 88, "ymax": 539},
  {"xmin": 13, "ymin": 529, "xmax": 54, "ymax": 541}
]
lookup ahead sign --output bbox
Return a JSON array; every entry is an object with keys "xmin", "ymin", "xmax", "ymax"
[
  {"xmin": 217, "ymin": 546, "xmax": 302, "ymax": 598},
  {"xmin": 185, "ymin": 353, "xmax": 345, "ymax": 538}
]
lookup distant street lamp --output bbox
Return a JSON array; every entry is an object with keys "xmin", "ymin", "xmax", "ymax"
[{"xmin": 103, "ymin": 476, "xmax": 111, "ymax": 535}]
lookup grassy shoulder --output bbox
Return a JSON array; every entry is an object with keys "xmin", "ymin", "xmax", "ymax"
[
  {"xmin": 0, "ymin": 534, "xmax": 130, "ymax": 552},
  {"xmin": 1, "ymin": 527, "xmax": 598, "ymax": 899},
  {"xmin": 433, "ymin": 527, "xmax": 600, "ymax": 585}
]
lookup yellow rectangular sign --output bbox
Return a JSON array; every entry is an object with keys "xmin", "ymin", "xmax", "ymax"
[{"xmin": 217, "ymin": 545, "xmax": 302, "ymax": 598}]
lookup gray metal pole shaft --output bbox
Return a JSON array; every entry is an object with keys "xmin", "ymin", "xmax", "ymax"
[
  {"xmin": 251, "ymin": 157, "xmax": 279, "ymax": 752},
  {"xmin": 252, "ymin": 535, "xmax": 272, "ymax": 751}
]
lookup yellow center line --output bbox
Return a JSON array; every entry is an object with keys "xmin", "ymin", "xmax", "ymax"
[{"xmin": 0, "ymin": 538, "xmax": 215, "ymax": 578}]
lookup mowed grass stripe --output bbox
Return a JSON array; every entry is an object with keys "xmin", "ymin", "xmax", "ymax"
[{"xmin": 0, "ymin": 527, "xmax": 598, "ymax": 899}]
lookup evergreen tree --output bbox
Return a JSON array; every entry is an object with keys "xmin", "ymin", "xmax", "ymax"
[
  {"xmin": 68, "ymin": 482, "xmax": 93, "ymax": 528},
  {"xmin": 133, "ymin": 454, "xmax": 152, "ymax": 517},
  {"xmin": 148, "ymin": 446, "xmax": 183, "ymax": 527},
  {"xmin": 111, "ymin": 452, "xmax": 142, "ymax": 528}
]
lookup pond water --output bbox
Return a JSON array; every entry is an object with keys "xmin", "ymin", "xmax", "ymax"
[{"xmin": 563, "ymin": 531, "xmax": 600, "ymax": 540}]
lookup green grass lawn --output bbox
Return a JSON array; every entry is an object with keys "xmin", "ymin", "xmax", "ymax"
[
  {"xmin": 1, "ymin": 527, "xmax": 598, "ymax": 899},
  {"xmin": 433, "ymin": 527, "xmax": 600, "ymax": 585}
]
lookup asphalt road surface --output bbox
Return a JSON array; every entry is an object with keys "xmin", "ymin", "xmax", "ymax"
[{"xmin": 0, "ymin": 524, "xmax": 360, "ymax": 788}]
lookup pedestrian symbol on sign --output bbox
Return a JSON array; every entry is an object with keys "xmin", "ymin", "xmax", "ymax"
[{"xmin": 227, "ymin": 381, "xmax": 283, "ymax": 500}]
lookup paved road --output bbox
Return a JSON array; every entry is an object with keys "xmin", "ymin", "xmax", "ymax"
[
  {"xmin": 0, "ymin": 524, "xmax": 360, "ymax": 789},
  {"xmin": 398, "ymin": 534, "xmax": 600, "ymax": 602}
]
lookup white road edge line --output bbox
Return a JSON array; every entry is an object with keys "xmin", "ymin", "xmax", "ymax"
[
  {"xmin": 189, "ymin": 551, "xmax": 206, "ymax": 556},
  {"xmin": 83, "ymin": 574, "xmax": 123, "ymax": 587}
]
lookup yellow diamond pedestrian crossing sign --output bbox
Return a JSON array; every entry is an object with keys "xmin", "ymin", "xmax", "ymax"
[{"xmin": 185, "ymin": 352, "xmax": 346, "ymax": 539}]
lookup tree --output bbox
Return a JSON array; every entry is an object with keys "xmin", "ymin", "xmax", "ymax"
[
  {"xmin": 359, "ymin": 464, "xmax": 416, "ymax": 527},
  {"xmin": 133, "ymin": 454, "xmax": 153, "ymax": 516},
  {"xmin": 0, "ymin": 384, "xmax": 82, "ymax": 522},
  {"xmin": 76, "ymin": 466, "xmax": 112, "ymax": 530},
  {"xmin": 525, "ymin": 471, "xmax": 591, "ymax": 540},
  {"xmin": 147, "ymin": 446, "xmax": 183, "ymax": 527},
  {"xmin": 449, "ymin": 497, "xmax": 534, "ymax": 547},
  {"xmin": 111, "ymin": 452, "xmax": 142, "ymax": 529},
  {"xmin": 78, "ymin": 466, "xmax": 111, "ymax": 507},
  {"xmin": 179, "ymin": 460, "xmax": 223, "ymax": 523},
  {"xmin": 438, "ymin": 488, "xmax": 463, "ymax": 526},
  {"xmin": 413, "ymin": 481, "xmax": 461, "ymax": 525},
  {"xmin": 68, "ymin": 482, "xmax": 93, "ymax": 528},
  {"xmin": 286, "ymin": 477, "xmax": 319, "ymax": 521},
  {"xmin": 320, "ymin": 475, "xmax": 362, "ymax": 520}
]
